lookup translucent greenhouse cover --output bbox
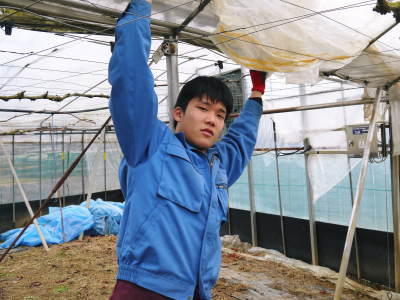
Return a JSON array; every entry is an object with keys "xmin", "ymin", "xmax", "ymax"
[
  {"xmin": 2, "ymin": 0, "xmax": 400, "ymax": 86},
  {"xmin": 0, "ymin": 0, "xmax": 399, "ymax": 203}
]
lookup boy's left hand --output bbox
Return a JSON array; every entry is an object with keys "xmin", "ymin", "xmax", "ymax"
[{"xmin": 250, "ymin": 70, "xmax": 267, "ymax": 95}]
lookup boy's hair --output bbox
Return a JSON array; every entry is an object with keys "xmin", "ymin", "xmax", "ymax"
[{"xmin": 173, "ymin": 76, "xmax": 233, "ymax": 128}]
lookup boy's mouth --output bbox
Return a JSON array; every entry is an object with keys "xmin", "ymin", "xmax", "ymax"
[{"xmin": 200, "ymin": 129, "xmax": 214, "ymax": 137}]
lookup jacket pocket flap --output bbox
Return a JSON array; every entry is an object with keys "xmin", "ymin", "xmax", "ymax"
[
  {"xmin": 157, "ymin": 154, "xmax": 204, "ymax": 213},
  {"xmin": 158, "ymin": 180, "xmax": 203, "ymax": 213},
  {"xmin": 165, "ymin": 143, "xmax": 191, "ymax": 162}
]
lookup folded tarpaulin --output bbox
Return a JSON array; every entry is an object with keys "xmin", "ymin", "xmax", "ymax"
[
  {"xmin": 80, "ymin": 199, "xmax": 124, "ymax": 236},
  {"xmin": 0, "ymin": 205, "xmax": 94, "ymax": 249}
]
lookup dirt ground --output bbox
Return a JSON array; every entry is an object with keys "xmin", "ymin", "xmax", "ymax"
[{"xmin": 0, "ymin": 235, "xmax": 393, "ymax": 299}]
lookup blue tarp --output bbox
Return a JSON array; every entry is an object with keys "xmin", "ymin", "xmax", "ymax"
[
  {"xmin": 80, "ymin": 199, "xmax": 124, "ymax": 236},
  {"xmin": 0, "ymin": 199, "xmax": 125, "ymax": 249}
]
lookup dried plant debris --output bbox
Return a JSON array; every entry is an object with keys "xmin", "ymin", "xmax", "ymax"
[{"xmin": 0, "ymin": 235, "xmax": 398, "ymax": 299}]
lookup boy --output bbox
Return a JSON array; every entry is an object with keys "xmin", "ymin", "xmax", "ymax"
[{"xmin": 108, "ymin": 0, "xmax": 266, "ymax": 299}]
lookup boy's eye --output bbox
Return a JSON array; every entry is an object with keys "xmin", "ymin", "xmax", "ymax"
[
  {"xmin": 197, "ymin": 106, "xmax": 207, "ymax": 111},
  {"xmin": 217, "ymin": 114, "xmax": 225, "ymax": 120}
]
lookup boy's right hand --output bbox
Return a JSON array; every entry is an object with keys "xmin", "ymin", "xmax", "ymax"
[{"xmin": 250, "ymin": 70, "xmax": 267, "ymax": 95}]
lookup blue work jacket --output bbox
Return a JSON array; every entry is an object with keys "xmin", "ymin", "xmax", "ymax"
[{"xmin": 108, "ymin": 1, "xmax": 262, "ymax": 299}]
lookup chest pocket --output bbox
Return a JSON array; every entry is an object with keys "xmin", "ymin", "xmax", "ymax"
[
  {"xmin": 157, "ymin": 143, "xmax": 205, "ymax": 213},
  {"xmin": 215, "ymin": 168, "xmax": 228, "ymax": 222}
]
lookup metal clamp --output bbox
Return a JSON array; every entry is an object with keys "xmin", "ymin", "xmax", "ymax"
[{"xmin": 151, "ymin": 40, "xmax": 177, "ymax": 65}]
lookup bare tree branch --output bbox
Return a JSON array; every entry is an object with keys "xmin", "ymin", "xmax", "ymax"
[{"xmin": 0, "ymin": 91, "xmax": 109, "ymax": 102}]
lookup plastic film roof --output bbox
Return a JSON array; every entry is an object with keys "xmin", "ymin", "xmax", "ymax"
[{"xmin": 0, "ymin": 0, "xmax": 399, "ymax": 133}]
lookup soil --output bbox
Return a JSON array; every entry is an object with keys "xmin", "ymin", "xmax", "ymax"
[{"xmin": 0, "ymin": 236, "xmax": 389, "ymax": 299}]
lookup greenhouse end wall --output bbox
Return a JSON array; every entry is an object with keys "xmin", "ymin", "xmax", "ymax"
[{"xmin": 0, "ymin": 133, "xmax": 395, "ymax": 287}]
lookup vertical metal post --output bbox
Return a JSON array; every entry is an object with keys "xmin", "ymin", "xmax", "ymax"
[
  {"xmin": 247, "ymin": 161, "xmax": 258, "ymax": 246},
  {"xmin": 39, "ymin": 131, "xmax": 42, "ymax": 216},
  {"xmin": 12, "ymin": 134, "xmax": 15, "ymax": 227},
  {"xmin": 79, "ymin": 128, "xmax": 106, "ymax": 241},
  {"xmin": 165, "ymin": 36, "xmax": 179, "ymax": 129},
  {"xmin": 299, "ymin": 84, "xmax": 317, "ymax": 263},
  {"xmin": 61, "ymin": 130, "xmax": 65, "ymax": 206},
  {"xmin": 346, "ymin": 157, "xmax": 361, "ymax": 278},
  {"xmin": 390, "ymin": 100, "xmax": 400, "ymax": 291},
  {"xmin": 273, "ymin": 121, "xmax": 287, "ymax": 256},
  {"xmin": 81, "ymin": 130, "xmax": 85, "ymax": 197},
  {"xmin": 104, "ymin": 130, "xmax": 107, "ymax": 201},
  {"xmin": 392, "ymin": 154, "xmax": 400, "ymax": 291},
  {"xmin": 341, "ymin": 82, "xmax": 361, "ymax": 279},
  {"xmin": 334, "ymin": 88, "xmax": 382, "ymax": 300},
  {"xmin": 304, "ymin": 138, "xmax": 318, "ymax": 265},
  {"xmin": 241, "ymin": 67, "xmax": 258, "ymax": 246}
]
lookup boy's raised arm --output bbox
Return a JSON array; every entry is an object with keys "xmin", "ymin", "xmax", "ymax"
[
  {"xmin": 109, "ymin": 0, "xmax": 159, "ymax": 167},
  {"xmin": 216, "ymin": 70, "xmax": 267, "ymax": 186}
]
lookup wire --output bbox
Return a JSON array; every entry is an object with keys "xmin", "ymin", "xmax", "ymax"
[
  {"xmin": 5, "ymin": 0, "xmax": 400, "ymax": 79},
  {"xmin": 0, "ymin": 75, "xmax": 107, "ymax": 90},
  {"xmin": 20, "ymin": 68, "xmax": 110, "ymax": 91},
  {"xmin": 183, "ymin": 1, "xmax": 377, "ymax": 54},
  {"xmin": 0, "ymin": 0, "xmax": 43, "ymax": 22},
  {"xmin": 0, "ymin": 45, "xmax": 236, "ymax": 68},
  {"xmin": 0, "ymin": 83, "xmax": 108, "ymax": 93},
  {"xmin": 265, "ymin": 86, "xmax": 363, "ymax": 102},
  {"xmin": 0, "ymin": 49, "xmax": 109, "ymax": 65},
  {"xmin": 279, "ymin": 0, "xmax": 400, "ymax": 55},
  {"xmin": 264, "ymin": 81, "xmax": 353, "ymax": 94},
  {"xmin": 181, "ymin": 1, "xmax": 376, "ymax": 42},
  {"xmin": 182, "ymin": 1, "xmax": 400, "ymax": 75},
  {"xmin": 54, "ymin": 33, "xmax": 112, "ymax": 46},
  {"xmin": 335, "ymin": 57, "xmax": 400, "ymax": 72},
  {"xmin": 278, "ymin": 146, "xmax": 310, "ymax": 156},
  {"xmin": 0, "ymin": 0, "xmax": 199, "ymax": 66},
  {"xmin": 169, "ymin": 1, "xmax": 398, "ymax": 75},
  {"xmin": 0, "ymin": 64, "xmax": 107, "ymax": 76},
  {"xmin": 5, "ymin": 1, "xmax": 398, "ymax": 91}
]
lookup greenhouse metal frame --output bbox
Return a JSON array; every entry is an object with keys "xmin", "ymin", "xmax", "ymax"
[{"xmin": 1, "ymin": 1, "xmax": 400, "ymax": 298}]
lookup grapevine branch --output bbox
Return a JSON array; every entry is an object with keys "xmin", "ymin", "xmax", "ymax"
[{"xmin": 0, "ymin": 91, "xmax": 109, "ymax": 102}]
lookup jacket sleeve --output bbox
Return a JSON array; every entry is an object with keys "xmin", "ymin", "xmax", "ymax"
[
  {"xmin": 108, "ymin": 0, "xmax": 164, "ymax": 167},
  {"xmin": 215, "ymin": 99, "xmax": 262, "ymax": 187}
]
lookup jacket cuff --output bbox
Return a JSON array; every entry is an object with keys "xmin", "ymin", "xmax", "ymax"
[{"xmin": 248, "ymin": 97, "xmax": 262, "ymax": 106}]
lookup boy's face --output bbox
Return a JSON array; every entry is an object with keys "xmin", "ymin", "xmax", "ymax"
[{"xmin": 173, "ymin": 96, "xmax": 227, "ymax": 151}]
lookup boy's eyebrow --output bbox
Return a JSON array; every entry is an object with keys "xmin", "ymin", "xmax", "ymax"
[
  {"xmin": 199, "ymin": 98, "xmax": 211, "ymax": 105},
  {"xmin": 218, "ymin": 108, "xmax": 227, "ymax": 115},
  {"xmin": 199, "ymin": 98, "xmax": 227, "ymax": 114}
]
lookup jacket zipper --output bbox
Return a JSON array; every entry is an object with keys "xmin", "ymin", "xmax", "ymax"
[{"xmin": 209, "ymin": 155, "xmax": 215, "ymax": 169}]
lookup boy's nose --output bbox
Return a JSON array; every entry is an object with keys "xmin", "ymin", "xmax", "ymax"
[{"xmin": 205, "ymin": 113, "xmax": 216, "ymax": 126}]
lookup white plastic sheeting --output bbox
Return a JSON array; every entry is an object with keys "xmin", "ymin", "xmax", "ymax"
[
  {"xmin": 3, "ymin": 0, "xmax": 400, "ymax": 86},
  {"xmin": 254, "ymin": 79, "xmax": 388, "ymax": 203},
  {"xmin": 211, "ymin": 0, "xmax": 399, "ymax": 86}
]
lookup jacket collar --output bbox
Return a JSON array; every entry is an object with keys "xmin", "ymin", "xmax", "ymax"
[{"xmin": 174, "ymin": 132, "xmax": 220, "ymax": 160}]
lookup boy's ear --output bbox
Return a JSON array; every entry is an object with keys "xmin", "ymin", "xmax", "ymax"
[{"xmin": 173, "ymin": 107, "xmax": 184, "ymax": 122}]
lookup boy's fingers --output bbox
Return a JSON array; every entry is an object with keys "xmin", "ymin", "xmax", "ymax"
[{"xmin": 250, "ymin": 70, "xmax": 267, "ymax": 94}]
